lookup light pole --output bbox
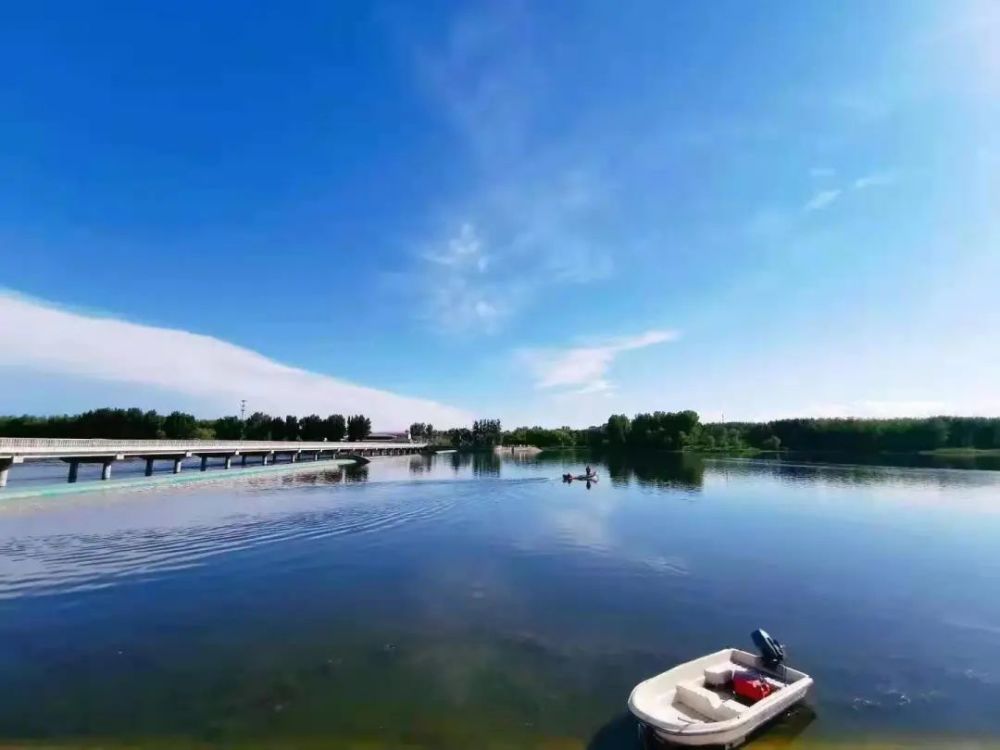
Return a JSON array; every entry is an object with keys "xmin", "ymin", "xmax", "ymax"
[{"xmin": 240, "ymin": 400, "xmax": 247, "ymax": 421}]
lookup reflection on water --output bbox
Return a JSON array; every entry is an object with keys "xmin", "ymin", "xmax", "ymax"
[
  {"xmin": 1, "ymin": 452, "xmax": 999, "ymax": 748},
  {"xmin": 603, "ymin": 452, "xmax": 705, "ymax": 491},
  {"xmin": 470, "ymin": 451, "xmax": 501, "ymax": 477}
]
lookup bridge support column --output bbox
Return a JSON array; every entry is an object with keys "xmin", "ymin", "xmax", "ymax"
[
  {"xmin": 145, "ymin": 458, "xmax": 155, "ymax": 476},
  {"xmin": 0, "ymin": 459, "xmax": 11, "ymax": 488},
  {"xmin": 242, "ymin": 455, "xmax": 248, "ymax": 467},
  {"xmin": 201, "ymin": 455, "xmax": 209, "ymax": 472},
  {"xmin": 224, "ymin": 456, "xmax": 232, "ymax": 470},
  {"xmin": 68, "ymin": 460, "xmax": 79, "ymax": 483},
  {"xmin": 291, "ymin": 452, "xmax": 299, "ymax": 463},
  {"xmin": 101, "ymin": 461, "xmax": 113, "ymax": 481},
  {"xmin": 173, "ymin": 458, "xmax": 183, "ymax": 474},
  {"xmin": 262, "ymin": 453, "xmax": 269, "ymax": 465}
]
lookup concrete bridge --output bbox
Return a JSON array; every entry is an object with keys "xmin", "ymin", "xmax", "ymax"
[{"xmin": 0, "ymin": 437, "xmax": 427, "ymax": 488}]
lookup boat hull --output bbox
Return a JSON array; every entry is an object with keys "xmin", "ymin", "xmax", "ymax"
[{"xmin": 645, "ymin": 688, "xmax": 808, "ymax": 747}]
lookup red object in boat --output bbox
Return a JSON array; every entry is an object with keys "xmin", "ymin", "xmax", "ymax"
[{"xmin": 732, "ymin": 672, "xmax": 774, "ymax": 703}]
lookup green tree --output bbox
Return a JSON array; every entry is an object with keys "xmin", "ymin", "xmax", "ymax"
[
  {"xmin": 163, "ymin": 411, "xmax": 198, "ymax": 439},
  {"xmin": 269, "ymin": 416, "xmax": 286, "ymax": 441},
  {"xmin": 471, "ymin": 418, "xmax": 502, "ymax": 449},
  {"xmin": 300, "ymin": 414, "xmax": 325, "ymax": 441},
  {"xmin": 143, "ymin": 410, "xmax": 165, "ymax": 439},
  {"xmin": 244, "ymin": 412, "xmax": 272, "ymax": 440},
  {"xmin": 194, "ymin": 425, "xmax": 216, "ymax": 440},
  {"xmin": 347, "ymin": 414, "xmax": 372, "ymax": 441},
  {"xmin": 214, "ymin": 416, "xmax": 243, "ymax": 440},
  {"xmin": 448, "ymin": 427, "xmax": 473, "ymax": 448},
  {"xmin": 323, "ymin": 414, "xmax": 346, "ymax": 441},
  {"xmin": 606, "ymin": 414, "xmax": 630, "ymax": 448},
  {"xmin": 283, "ymin": 415, "xmax": 300, "ymax": 441}
]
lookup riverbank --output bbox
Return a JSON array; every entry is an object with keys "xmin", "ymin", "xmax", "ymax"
[{"xmin": 921, "ymin": 447, "xmax": 1000, "ymax": 457}]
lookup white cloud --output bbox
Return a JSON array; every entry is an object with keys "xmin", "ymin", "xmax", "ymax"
[
  {"xmin": 798, "ymin": 170, "xmax": 895, "ymax": 215},
  {"xmin": 803, "ymin": 189, "xmax": 842, "ymax": 212},
  {"xmin": 519, "ymin": 330, "xmax": 678, "ymax": 394},
  {"xmin": 569, "ymin": 379, "xmax": 615, "ymax": 396},
  {"xmin": 853, "ymin": 172, "xmax": 896, "ymax": 190},
  {"xmin": 400, "ymin": 7, "xmax": 616, "ymax": 335},
  {"xmin": 0, "ymin": 291, "xmax": 471, "ymax": 428},
  {"xmin": 410, "ymin": 222, "xmax": 522, "ymax": 335},
  {"xmin": 409, "ymin": 175, "xmax": 616, "ymax": 335},
  {"xmin": 423, "ymin": 222, "xmax": 490, "ymax": 271}
]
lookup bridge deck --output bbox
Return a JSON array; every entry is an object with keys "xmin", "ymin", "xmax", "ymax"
[{"xmin": 0, "ymin": 438, "xmax": 427, "ymax": 488}]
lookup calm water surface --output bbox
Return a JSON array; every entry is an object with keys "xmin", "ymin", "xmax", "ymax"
[{"xmin": 1, "ymin": 452, "xmax": 999, "ymax": 748}]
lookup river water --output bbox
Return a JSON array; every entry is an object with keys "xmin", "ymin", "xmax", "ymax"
[{"xmin": 1, "ymin": 452, "xmax": 999, "ymax": 748}]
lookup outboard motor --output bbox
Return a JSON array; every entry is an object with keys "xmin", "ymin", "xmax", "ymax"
[{"xmin": 751, "ymin": 629, "xmax": 785, "ymax": 668}]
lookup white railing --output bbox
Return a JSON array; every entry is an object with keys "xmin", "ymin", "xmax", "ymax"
[{"xmin": 0, "ymin": 437, "xmax": 425, "ymax": 454}]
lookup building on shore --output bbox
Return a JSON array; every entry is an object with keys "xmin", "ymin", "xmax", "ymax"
[{"xmin": 367, "ymin": 431, "xmax": 411, "ymax": 443}]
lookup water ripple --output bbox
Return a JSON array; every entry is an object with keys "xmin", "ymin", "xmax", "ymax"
[{"xmin": 0, "ymin": 489, "xmax": 458, "ymax": 600}]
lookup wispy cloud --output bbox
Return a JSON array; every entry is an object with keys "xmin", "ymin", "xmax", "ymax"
[
  {"xmin": 853, "ymin": 171, "xmax": 896, "ymax": 190},
  {"xmin": 519, "ymin": 330, "xmax": 678, "ymax": 395},
  {"xmin": 412, "ymin": 222, "xmax": 517, "ymax": 334},
  {"xmin": 422, "ymin": 223, "xmax": 490, "ymax": 271},
  {"xmin": 803, "ymin": 189, "xmax": 842, "ymax": 212},
  {"xmin": 398, "ymin": 5, "xmax": 616, "ymax": 335},
  {"xmin": 803, "ymin": 169, "xmax": 896, "ymax": 213},
  {"xmin": 0, "ymin": 291, "xmax": 471, "ymax": 428}
]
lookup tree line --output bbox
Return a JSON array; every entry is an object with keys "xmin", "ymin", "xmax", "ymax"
[
  {"xmin": 543, "ymin": 412, "xmax": 1000, "ymax": 453},
  {"xmin": 496, "ymin": 413, "xmax": 1000, "ymax": 454},
  {"xmin": 3, "ymin": 408, "xmax": 998, "ymax": 454},
  {"xmin": 441, "ymin": 418, "xmax": 504, "ymax": 451},
  {"xmin": 0, "ymin": 408, "xmax": 374, "ymax": 442}
]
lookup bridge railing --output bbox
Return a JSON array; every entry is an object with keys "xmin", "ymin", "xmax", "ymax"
[{"xmin": 0, "ymin": 437, "xmax": 426, "ymax": 454}]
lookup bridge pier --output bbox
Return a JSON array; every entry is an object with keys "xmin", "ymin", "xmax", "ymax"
[
  {"xmin": 62, "ymin": 454, "xmax": 122, "ymax": 483},
  {"xmin": 145, "ymin": 458, "xmax": 155, "ymax": 476},
  {"xmin": 242, "ymin": 454, "xmax": 248, "ymax": 466},
  {"xmin": 0, "ymin": 458, "xmax": 12, "ymax": 488},
  {"xmin": 201, "ymin": 455, "xmax": 209, "ymax": 472},
  {"xmin": 173, "ymin": 458, "xmax": 183, "ymax": 474},
  {"xmin": 224, "ymin": 455, "xmax": 233, "ymax": 470}
]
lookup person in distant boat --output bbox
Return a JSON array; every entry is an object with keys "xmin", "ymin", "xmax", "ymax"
[{"xmin": 585, "ymin": 465, "xmax": 593, "ymax": 477}]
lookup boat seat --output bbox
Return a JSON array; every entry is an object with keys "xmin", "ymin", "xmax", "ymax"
[
  {"xmin": 704, "ymin": 663, "xmax": 734, "ymax": 687},
  {"xmin": 675, "ymin": 682, "xmax": 748, "ymax": 722}
]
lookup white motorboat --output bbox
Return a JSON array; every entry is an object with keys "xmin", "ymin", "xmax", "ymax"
[{"xmin": 628, "ymin": 633, "xmax": 813, "ymax": 748}]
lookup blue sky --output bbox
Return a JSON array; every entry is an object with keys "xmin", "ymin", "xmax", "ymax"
[{"xmin": 1, "ymin": 0, "xmax": 998, "ymax": 428}]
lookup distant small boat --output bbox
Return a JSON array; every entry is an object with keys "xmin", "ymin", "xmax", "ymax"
[
  {"xmin": 562, "ymin": 473, "xmax": 599, "ymax": 482},
  {"xmin": 629, "ymin": 631, "xmax": 813, "ymax": 748}
]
